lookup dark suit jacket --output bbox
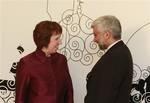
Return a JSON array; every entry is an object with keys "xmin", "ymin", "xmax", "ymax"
[
  {"xmin": 15, "ymin": 50, "xmax": 73, "ymax": 103},
  {"xmin": 85, "ymin": 41, "xmax": 133, "ymax": 103}
]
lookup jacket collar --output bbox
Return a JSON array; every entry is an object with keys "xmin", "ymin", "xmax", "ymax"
[
  {"xmin": 105, "ymin": 39, "xmax": 122, "ymax": 53},
  {"xmin": 35, "ymin": 49, "xmax": 51, "ymax": 63}
]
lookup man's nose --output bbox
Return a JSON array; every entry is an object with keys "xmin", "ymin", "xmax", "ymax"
[{"xmin": 93, "ymin": 37, "xmax": 96, "ymax": 42}]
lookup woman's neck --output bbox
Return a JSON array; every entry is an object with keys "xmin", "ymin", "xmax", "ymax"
[{"xmin": 41, "ymin": 47, "xmax": 51, "ymax": 57}]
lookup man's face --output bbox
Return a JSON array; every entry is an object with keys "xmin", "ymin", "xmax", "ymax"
[{"xmin": 92, "ymin": 26, "xmax": 108, "ymax": 50}]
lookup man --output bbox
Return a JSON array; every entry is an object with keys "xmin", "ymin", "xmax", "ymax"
[{"xmin": 84, "ymin": 15, "xmax": 133, "ymax": 103}]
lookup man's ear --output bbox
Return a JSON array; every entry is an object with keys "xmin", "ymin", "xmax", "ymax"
[{"xmin": 104, "ymin": 31, "xmax": 111, "ymax": 39}]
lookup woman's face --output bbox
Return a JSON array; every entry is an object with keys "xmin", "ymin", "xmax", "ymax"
[{"xmin": 46, "ymin": 34, "xmax": 61, "ymax": 54}]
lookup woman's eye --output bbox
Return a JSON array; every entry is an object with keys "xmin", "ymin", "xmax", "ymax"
[{"xmin": 56, "ymin": 37, "xmax": 60, "ymax": 40}]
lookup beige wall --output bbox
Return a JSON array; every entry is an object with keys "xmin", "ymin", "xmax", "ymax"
[{"xmin": 0, "ymin": 0, "xmax": 150, "ymax": 103}]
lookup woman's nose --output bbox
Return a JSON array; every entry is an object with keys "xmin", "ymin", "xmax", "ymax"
[{"xmin": 59, "ymin": 40, "xmax": 62, "ymax": 45}]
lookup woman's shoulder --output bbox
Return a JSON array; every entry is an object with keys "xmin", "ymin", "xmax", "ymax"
[
  {"xmin": 52, "ymin": 52, "xmax": 67, "ymax": 61},
  {"xmin": 19, "ymin": 51, "xmax": 36, "ymax": 64},
  {"xmin": 52, "ymin": 52, "xmax": 66, "ymax": 58}
]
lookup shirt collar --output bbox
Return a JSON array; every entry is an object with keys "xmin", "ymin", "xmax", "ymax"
[{"xmin": 105, "ymin": 39, "xmax": 122, "ymax": 53}]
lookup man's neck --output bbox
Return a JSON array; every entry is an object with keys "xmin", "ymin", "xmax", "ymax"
[{"xmin": 105, "ymin": 39, "xmax": 121, "ymax": 53}]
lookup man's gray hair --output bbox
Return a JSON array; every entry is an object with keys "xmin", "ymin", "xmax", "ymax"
[{"xmin": 91, "ymin": 15, "xmax": 122, "ymax": 39}]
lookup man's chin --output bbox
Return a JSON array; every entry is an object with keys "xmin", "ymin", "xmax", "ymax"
[{"xmin": 99, "ymin": 45, "xmax": 107, "ymax": 51}]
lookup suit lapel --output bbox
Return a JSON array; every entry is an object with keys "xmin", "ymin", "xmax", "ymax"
[{"xmin": 86, "ymin": 40, "xmax": 124, "ymax": 81}]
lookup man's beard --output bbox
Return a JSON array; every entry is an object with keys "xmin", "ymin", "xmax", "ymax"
[{"xmin": 98, "ymin": 44, "xmax": 107, "ymax": 50}]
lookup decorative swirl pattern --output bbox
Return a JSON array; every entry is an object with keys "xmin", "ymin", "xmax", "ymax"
[
  {"xmin": 0, "ymin": 89, "xmax": 11, "ymax": 99},
  {"xmin": 126, "ymin": 22, "xmax": 150, "ymax": 102},
  {"xmin": 144, "ymin": 92, "xmax": 150, "ymax": 103},
  {"xmin": 81, "ymin": 53, "xmax": 93, "ymax": 66},
  {"xmin": 132, "ymin": 64, "xmax": 142, "ymax": 82},
  {"xmin": 97, "ymin": 50, "xmax": 104, "ymax": 58},
  {"xmin": 0, "ymin": 80, "xmax": 15, "ymax": 91},
  {"xmin": 68, "ymin": 36, "xmax": 84, "ymax": 51},
  {"xmin": 0, "ymin": 97, "xmax": 5, "ymax": 103},
  {"xmin": 7, "ymin": 81, "xmax": 15, "ymax": 91},
  {"xmin": 58, "ymin": 0, "xmax": 99, "ymax": 66},
  {"xmin": 61, "ymin": 9, "xmax": 74, "ymax": 25},
  {"xmin": 0, "ymin": 80, "xmax": 4, "ymax": 84},
  {"xmin": 59, "ymin": 6, "xmax": 100, "ymax": 66},
  {"xmin": 71, "ymin": 49, "xmax": 83, "ymax": 61},
  {"xmin": 79, "ymin": 14, "xmax": 93, "ymax": 34},
  {"xmin": 85, "ymin": 35, "xmax": 99, "ymax": 54},
  {"xmin": 131, "ymin": 93, "xmax": 142, "ymax": 102},
  {"xmin": 141, "ymin": 70, "xmax": 149, "ymax": 80},
  {"xmin": 67, "ymin": 22, "xmax": 80, "ymax": 36},
  {"xmin": 0, "ymin": 91, "xmax": 14, "ymax": 103},
  {"xmin": 7, "ymin": 96, "xmax": 15, "ymax": 103},
  {"xmin": 147, "ymin": 66, "xmax": 150, "ymax": 72},
  {"xmin": 0, "ymin": 80, "xmax": 15, "ymax": 102}
]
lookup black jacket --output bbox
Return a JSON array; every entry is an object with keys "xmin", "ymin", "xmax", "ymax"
[{"xmin": 85, "ymin": 41, "xmax": 133, "ymax": 103}]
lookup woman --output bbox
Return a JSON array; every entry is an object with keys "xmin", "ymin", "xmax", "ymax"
[{"xmin": 15, "ymin": 21, "xmax": 74, "ymax": 103}]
